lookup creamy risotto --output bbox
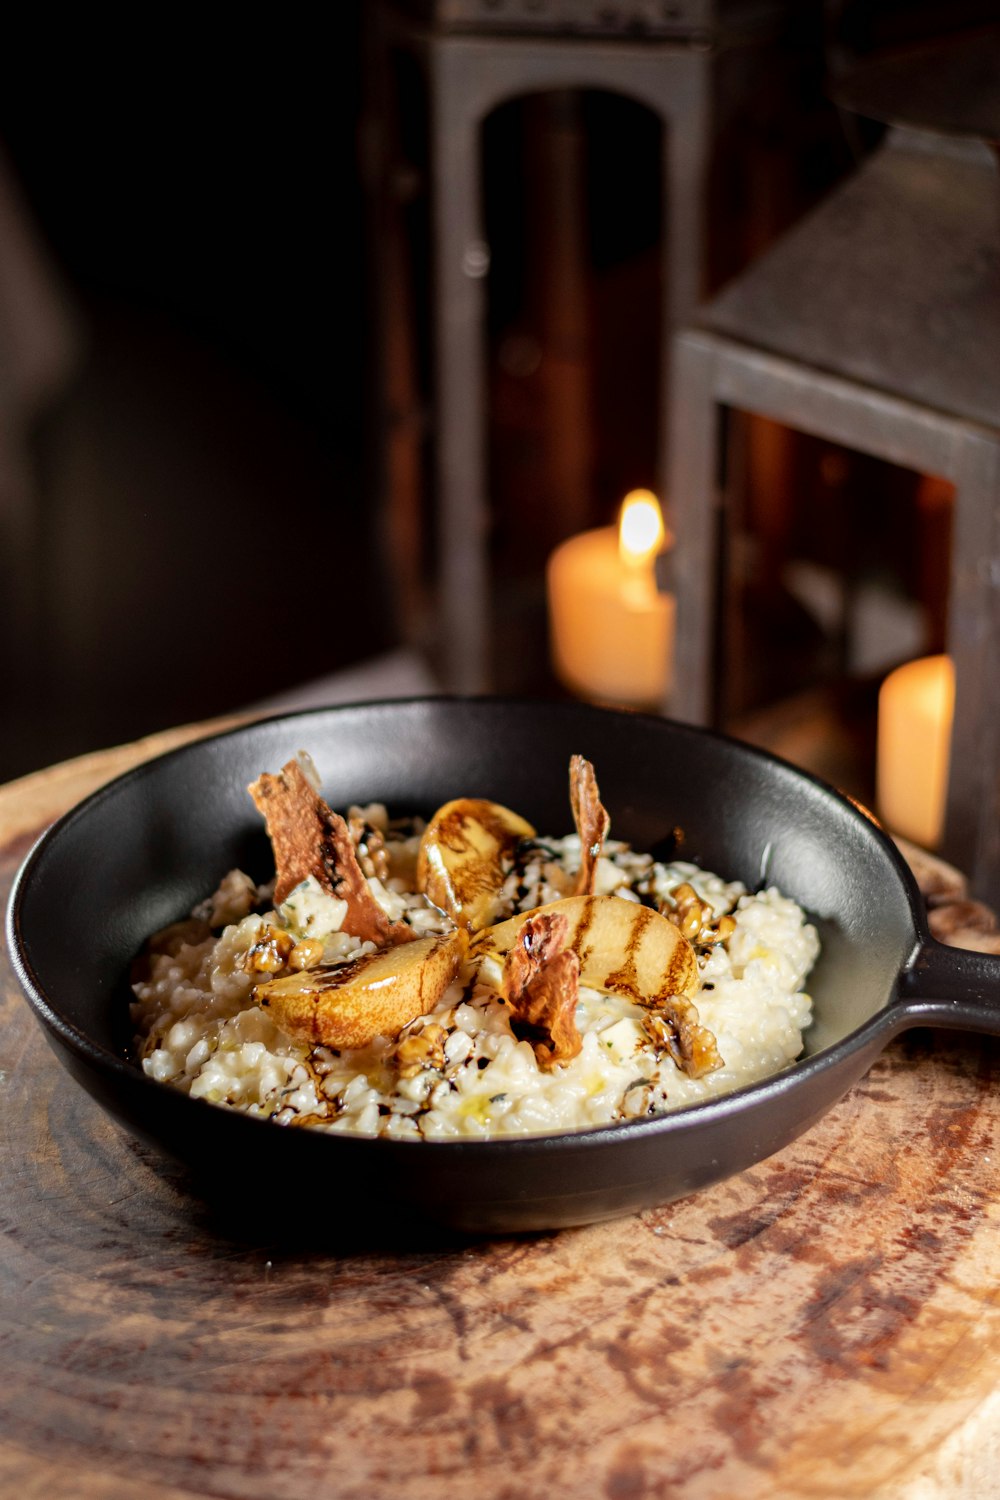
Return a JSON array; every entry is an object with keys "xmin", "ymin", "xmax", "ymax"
[{"xmin": 131, "ymin": 766, "xmax": 819, "ymax": 1140}]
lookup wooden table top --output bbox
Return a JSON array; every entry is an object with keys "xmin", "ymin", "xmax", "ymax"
[{"xmin": 3, "ymin": 721, "xmax": 1000, "ymax": 1499}]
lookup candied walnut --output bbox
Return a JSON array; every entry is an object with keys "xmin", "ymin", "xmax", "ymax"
[
  {"xmin": 664, "ymin": 883, "xmax": 735, "ymax": 947},
  {"xmin": 248, "ymin": 756, "xmax": 413, "ymax": 947},
  {"xmin": 348, "ymin": 815, "xmax": 391, "ymax": 882},
  {"xmin": 396, "ymin": 1022, "xmax": 448, "ymax": 1079},
  {"xmin": 569, "ymin": 754, "xmax": 610, "ymax": 896},
  {"xmin": 665, "ymin": 882, "xmax": 710, "ymax": 941},
  {"xmin": 289, "ymin": 937, "xmax": 325, "ymax": 971},
  {"xmin": 502, "ymin": 911, "xmax": 582, "ymax": 1070},
  {"xmin": 242, "ymin": 923, "xmax": 295, "ymax": 974},
  {"xmin": 713, "ymin": 914, "xmax": 737, "ymax": 944},
  {"xmin": 644, "ymin": 1005, "xmax": 721, "ymax": 1079}
]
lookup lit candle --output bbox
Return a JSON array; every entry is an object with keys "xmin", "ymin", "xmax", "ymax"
[
  {"xmin": 876, "ymin": 654, "xmax": 954, "ymax": 848},
  {"xmin": 546, "ymin": 490, "xmax": 674, "ymax": 708}
]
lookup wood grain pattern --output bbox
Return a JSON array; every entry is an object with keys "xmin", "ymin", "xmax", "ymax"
[{"xmin": 3, "ymin": 733, "xmax": 1000, "ymax": 1499}]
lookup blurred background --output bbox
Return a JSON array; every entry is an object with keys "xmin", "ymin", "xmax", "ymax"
[
  {"xmin": 0, "ymin": 1, "xmax": 993, "ymax": 797},
  {"xmin": 0, "ymin": 10, "xmax": 378, "ymax": 780}
]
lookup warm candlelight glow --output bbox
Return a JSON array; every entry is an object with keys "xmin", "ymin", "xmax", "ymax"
[
  {"xmin": 876, "ymin": 654, "xmax": 954, "ymax": 849},
  {"xmin": 546, "ymin": 491, "xmax": 674, "ymax": 708},
  {"xmin": 618, "ymin": 490, "xmax": 665, "ymax": 568}
]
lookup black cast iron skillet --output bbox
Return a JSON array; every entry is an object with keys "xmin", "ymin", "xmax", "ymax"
[{"xmin": 8, "ymin": 698, "xmax": 1000, "ymax": 1234}]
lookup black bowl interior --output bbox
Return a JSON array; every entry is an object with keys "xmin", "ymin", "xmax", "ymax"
[{"xmin": 13, "ymin": 698, "xmax": 921, "ymax": 1071}]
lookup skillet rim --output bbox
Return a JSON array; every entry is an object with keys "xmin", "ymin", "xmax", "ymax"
[{"xmin": 5, "ymin": 694, "xmax": 931, "ymax": 1156}]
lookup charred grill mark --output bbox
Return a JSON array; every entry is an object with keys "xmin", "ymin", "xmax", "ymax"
[
  {"xmin": 571, "ymin": 897, "xmax": 599, "ymax": 975},
  {"xmin": 436, "ymin": 804, "xmax": 520, "ymax": 857},
  {"xmin": 604, "ymin": 905, "xmax": 654, "ymax": 1002}
]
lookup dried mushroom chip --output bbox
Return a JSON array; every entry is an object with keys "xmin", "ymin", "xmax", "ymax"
[
  {"xmin": 248, "ymin": 756, "xmax": 413, "ymax": 946},
  {"xmin": 569, "ymin": 754, "xmax": 610, "ymax": 896},
  {"xmin": 502, "ymin": 910, "xmax": 582, "ymax": 1071}
]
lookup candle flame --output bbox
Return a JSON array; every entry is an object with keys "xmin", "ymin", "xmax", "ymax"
[{"xmin": 618, "ymin": 490, "xmax": 665, "ymax": 568}]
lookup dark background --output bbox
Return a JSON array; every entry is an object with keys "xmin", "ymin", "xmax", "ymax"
[
  {"xmin": 0, "ymin": 1, "xmax": 991, "ymax": 786},
  {"xmin": 0, "ymin": 6, "xmax": 382, "ymax": 780}
]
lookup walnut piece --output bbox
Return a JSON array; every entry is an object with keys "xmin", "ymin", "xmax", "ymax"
[
  {"xmin": 395, "ymin": 1022, "xmax": 448, "ymax": 1079},
  {"xmin": 569, "ymin": 754, "xmax": 610, "ymax": 896},
  {"xmin": 644, "ymin": 1006, "xmax": 722, "ymax": 1079},
  {"xmin": 665, "ymin": 882, "xmax": 736, "ymax": 948},
  {"xmin": 248, "ymin": 756, "xmax": 414, "ymax": 947},
  {"xmin": 241, "ymin": 922, "xmax": 295, "ymax": 974},
  {"xmin": 502, "ymin": 910, "xmax": 582, "ymax": 1070},
  {"xmin": 348, "ymin": 814, "xmax": 391, "ymax": 882}
]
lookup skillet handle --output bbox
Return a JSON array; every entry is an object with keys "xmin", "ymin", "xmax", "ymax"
[{"xmin": 898, "ymin": 938, "xmax": 1000, "ymax": 1034}]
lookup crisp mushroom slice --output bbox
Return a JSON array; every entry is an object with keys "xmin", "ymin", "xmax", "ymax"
[
  {"xmin": 502, "ymin": 910, "xmax": 582, "ymax": 1070},
  {"xmin": 255, "ymin": 930, "xmax": 469, "ymax": 1050},
  {"xmin": 248, "ymin": 755, "xmax": 414, "ymax": 947},
  {"xmin": 569, "ymin": 755, "xmax": 610, "ymax": 896}
]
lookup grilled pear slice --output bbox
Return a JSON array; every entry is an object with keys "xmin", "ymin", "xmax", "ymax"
[
  {"xmin": 474, "ymin": 895, "xmax": 717, "ymax": 1076},
  {"xmin": 474, "ymin": 895, "xmax": 698, "ymax": 1005},
  {"xmin": 254, "ymin": 930, "xmax": 468, "ymax": 1049},
  {"xmin": 417, "ymin": 798, "xmax": 535, "ymax": 930}
]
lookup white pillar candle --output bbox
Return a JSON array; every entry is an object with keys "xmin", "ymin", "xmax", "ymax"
[
  {"xmin": 546, "ymin": 491, "xmax": 674, "ymax": 708},
  {"xmin": 876, "ymin": 654, "xmax": 954, "ymax": 849}
]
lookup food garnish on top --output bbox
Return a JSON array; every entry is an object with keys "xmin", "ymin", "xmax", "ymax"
[
  {"xmin": 249, "ymin": 754, "xmax": 414, "ymax": 946},
  {"xmin": 247, "ymin": 752, "xmax": 718, "ymax": 1077}
]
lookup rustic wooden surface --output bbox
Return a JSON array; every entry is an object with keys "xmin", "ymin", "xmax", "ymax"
[{"xmin": 4, "ymin": 724, "xmax": 1000, "ymax": 1499}]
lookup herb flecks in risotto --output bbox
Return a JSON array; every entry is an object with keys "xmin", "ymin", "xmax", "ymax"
[{"xmin": 130, "ymin": 753, "xmax": 819, "ymax": 1139}]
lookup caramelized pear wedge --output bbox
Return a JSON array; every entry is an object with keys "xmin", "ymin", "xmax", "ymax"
[
  {"xmin": 254, "ymin": 930, "xmax": 469, "ymax": 1049},
  {"xmin": 473, "ymin": 895, "xmax": 720, "ymax": 1078},
  {"xmin": 417, "ymin": 798, "xmax": 536, "ymax": 930},
  {"xmin": 475, "ymin": 895, "xmax": 697, "ymax": 1000}
]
